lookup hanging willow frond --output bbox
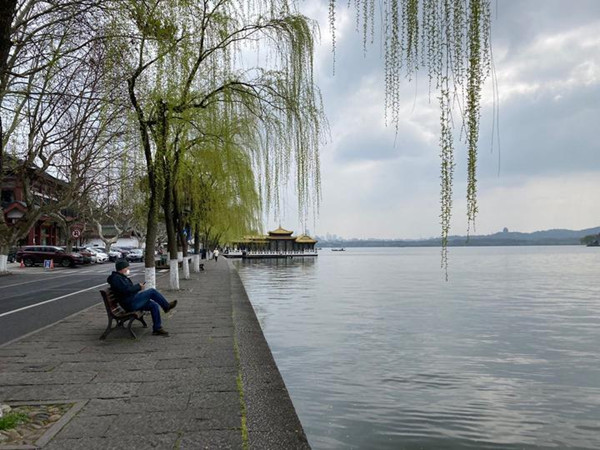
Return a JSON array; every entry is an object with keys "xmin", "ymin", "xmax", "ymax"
[
  {"xmin": 439, "ymin": 81, "xmax": 454, "ymax": 280},
  {"xmin": 329, "ymin": 0, "xmax": 492, "ymax": 272}
]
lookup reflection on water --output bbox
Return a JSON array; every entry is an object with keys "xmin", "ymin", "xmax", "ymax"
[{"xmin": 233, "ymin": 247, "xmax": 600, "ymax": 450}]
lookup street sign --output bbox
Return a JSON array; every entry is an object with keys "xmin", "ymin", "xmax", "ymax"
[{"xmin": 72, "ymin": 229, "xmax": 81, "ymax": 238}]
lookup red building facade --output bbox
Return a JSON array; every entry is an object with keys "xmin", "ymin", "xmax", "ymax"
[{"xmin": 1, "ymin": 162, "xmax": 65, "ymax": 246}]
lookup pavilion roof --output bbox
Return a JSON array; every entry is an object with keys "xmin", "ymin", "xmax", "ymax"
[
  {"xmin": 268, "ymin": 226, "xmax": 293, "ymax": 236},
  {"xmin": 295, "ymin": 234, "xmax": 318, "ymax": 244}
]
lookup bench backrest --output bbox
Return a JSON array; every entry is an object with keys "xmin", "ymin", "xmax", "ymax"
[{"xmin": 100, "ymin": 289, "xmax": 127, "ymax": 317}]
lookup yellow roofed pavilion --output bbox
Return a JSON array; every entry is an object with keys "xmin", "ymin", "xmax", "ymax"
[{"xmin": 229, "ymin": 227, "xmax": 318, "ymax": 258}]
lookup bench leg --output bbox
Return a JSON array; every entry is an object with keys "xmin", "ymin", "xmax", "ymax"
[
  {"xmin": 100, "ymin": 317, "xmax": 113, "ymax": 340},
  {"xmin": 127, "ymin": 318, "xmax": 138, "ymax": 339}
]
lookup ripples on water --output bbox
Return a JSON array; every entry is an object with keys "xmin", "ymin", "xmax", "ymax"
[{"xmin": 233, "ymin": 247, "xmax": 600, "ymax": 449}]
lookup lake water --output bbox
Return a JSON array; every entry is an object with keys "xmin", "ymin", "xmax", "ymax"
[{"xmin": 232, "ymin": 246, "xmax": 600, "ymax": 449}]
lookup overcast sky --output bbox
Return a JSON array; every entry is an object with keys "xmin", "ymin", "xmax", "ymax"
[{"xmin": 267, "ymin": 0, "xmax": 600, "ymax": 239}]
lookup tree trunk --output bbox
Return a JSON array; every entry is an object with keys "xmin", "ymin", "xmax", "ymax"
[
  {"xmin": 191, "ymin": 227, "xmax": 200, "ymax": 272},
  {"xmin": 128, "ymin": 76, "xmax": 157, "ymax": 288},
  {"xmin": 181, "ymin": 228, "xmax": 190, "ymax": 279},
  {"xmin": 0, "ymin": 243, "xmax": 8, "ymax": 273},
  {"xmin": 163, "ymin": 174, "xmax": 179, "ymax": 290},
  {"xmin": 174, "ymin": 202, "xmax": 190, "ymax": 280},
  {"xmin": 95, "ymin": 220, "xmax": 120, "ymax": 253},
  {"xmin": 103, "ymin": 240, "xmax": 114, "ymax": 253},
  {"xmin": 144, "ymin": 191, "xmax": 158, "ymax": 289},
  {"xmin": 65, "ymin": 238, "xmax": 73, "ymax": 253}
]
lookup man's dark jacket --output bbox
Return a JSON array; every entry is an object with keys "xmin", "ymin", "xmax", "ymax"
[{"xmin": 107, "ymin": 271, "xmax": 141, "ymax": 308}]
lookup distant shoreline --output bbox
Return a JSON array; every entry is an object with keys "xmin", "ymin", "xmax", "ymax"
[
  {"xmin": 319, "ymin": 241, "xmax": 585, "ymax": 248},
  {"xmin": 316, "ymin": 226, "xmax": 600, "ymax": 248}
]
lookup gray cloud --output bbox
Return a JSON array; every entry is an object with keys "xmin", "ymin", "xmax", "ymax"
[{"xmin": 273, "ymin": 1, "xmax": 600, "ymax": 239}]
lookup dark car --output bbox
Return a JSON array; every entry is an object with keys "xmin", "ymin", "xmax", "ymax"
[
  {"xmin": 126, "ymin": 248, "xmax": 144, "ymax": 262},
  {"xmin": 72, "ymin": 246, "xmax": 94, "ymax": 264},
  {"xmin": 112, "ymin": 247, "xmax": 131, "ymax": 258},
  {"xmin": 15, "ymin": 245, "xmax": 84, "ymax": 267}
]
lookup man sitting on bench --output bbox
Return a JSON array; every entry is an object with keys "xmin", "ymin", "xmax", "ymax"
[{"xmin": 107, "ymin": 259, "xmax": 176, "ymax": 336}]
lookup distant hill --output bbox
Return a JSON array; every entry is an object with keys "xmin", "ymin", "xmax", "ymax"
[{"xmin": 316, "ymin": 226, "xmax": 600, "ymax": 248}]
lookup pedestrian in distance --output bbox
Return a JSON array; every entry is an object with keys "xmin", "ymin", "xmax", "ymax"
[
  {"xmin": 107, "ymin": 259, "xmax": 177, "ymax": 336},
  {"xmin": 214, "ymin": 248, "xmax": 219, "ymax": 262}
]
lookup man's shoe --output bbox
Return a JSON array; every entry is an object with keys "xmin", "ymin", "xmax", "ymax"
[
  {"xmin": 152, "ymin": 328, "xmax": 170, "ymax": 336},
  {"xmin": 167, "ymin": 300, "xmax": 178, "ymax": 311}
]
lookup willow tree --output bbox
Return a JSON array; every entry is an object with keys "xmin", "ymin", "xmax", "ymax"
[
  {"xmin": 330, "ymin": 0, "xmax": 492, "ymax": 274},
  {"xmin": 109, "ymin": 0, "xmax": 323, "ymax": 288},
  {"xmin": 179, "ymin": 134, "xmax": 262, "ymax": 277},
  {"xmin": 166, "ymin": 101, "xmax": 263, "ymax": 283}
]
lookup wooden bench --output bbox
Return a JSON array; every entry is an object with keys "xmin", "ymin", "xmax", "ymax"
[{"xmin": 99, "ymin": 289, "xmax": 147, "ymax": 340}]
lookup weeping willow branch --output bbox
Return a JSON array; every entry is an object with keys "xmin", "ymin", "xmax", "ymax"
[{"xmin": 329, "ymin": 0, "xmax": 492, "ymax": 272}]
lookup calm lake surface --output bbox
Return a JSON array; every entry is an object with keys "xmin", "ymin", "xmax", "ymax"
[{"xmin": 233, "ymin": 247, "xmax": 600, "ymax": 449}]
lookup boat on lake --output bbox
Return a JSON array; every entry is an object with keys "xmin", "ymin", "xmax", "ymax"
[{"xmin": 331, "ymin": 248, "xmax": 345, "ymax": 252}]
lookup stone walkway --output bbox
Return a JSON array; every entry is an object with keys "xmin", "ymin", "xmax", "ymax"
[{"xmin": 0, "ymin": 259, "xmax": 310, "ymax": 449}]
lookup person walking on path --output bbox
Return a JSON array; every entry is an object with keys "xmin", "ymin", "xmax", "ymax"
[
  {"xmin": 214, "ymin": 248, "xmax": 219, "ymax": 262},
  {"xmin": 107, "ymin": 260, "xmax": 177, "ymax": 336}
]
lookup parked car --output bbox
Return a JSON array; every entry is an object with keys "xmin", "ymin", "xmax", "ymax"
[
  {"xmin": 15, "ymin": 246, "xmax": 84, "ymax": 267},
  {"xmin": 91, "ymin": 246, "xmax": 121, "ymax": 262},
  {"xmin": 72, "ymin": 246, "xmax": 95, "ymax": 264},
  {"xmin": 126, "ymin": 248, "xmax": 144, "ymax": 262},
  {"xmin": 106, "ymin": 249, "xmax": 122, "ymax": 262},
  {"xmin": 97, "ymin": 251, "xmax": 110, "ymax": 263},
  {"xmin": 87, "ymin": 248, "xmax": 109, "ymax": 263},
  {"xmin": 112, "ymin": 247, "xmax": 130, "ymax": 259}
]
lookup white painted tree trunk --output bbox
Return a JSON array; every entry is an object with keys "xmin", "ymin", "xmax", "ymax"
[
  {"xmin": 0, "ymin": 255, "xmax": 8, "ymax": 273},
  {"xmin": 169, "ymin": 259, "xmax": 180, "ymax": 290},
  {"xmin": 145, "ymin": 267, "xmax": 156, "ymax": 289},
  {"xmin": 177, "ymin": 251, "xmax": 183, "ymax": 262},
  {"xmin": 192, "ymin": 254, "xmax": 200, "ymax": 273},
  {"xmin": 182, "ymin": 257, "xmax": 190, "ymax": 279}
]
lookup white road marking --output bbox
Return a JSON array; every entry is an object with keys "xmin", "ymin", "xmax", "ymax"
[
  {"xmin": 0, "ymin": 268, "xmax": 114, "ymax": 289},
  {"xmin": 0, "ymin": 273, "xmax": 78, "ymax": 289},
  {"xmin": 0, "ymin": 282, "xmax": 107, "ymax": 318}
]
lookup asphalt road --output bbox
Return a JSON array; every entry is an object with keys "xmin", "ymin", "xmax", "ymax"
[{"xmin": 0, "ymin": 262, "xmax": 149, "ymax": 345}]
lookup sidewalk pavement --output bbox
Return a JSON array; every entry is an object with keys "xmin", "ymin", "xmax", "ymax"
[{"xmin": 0, "ymin": 258, "xmax": 310, "ymax": 449}]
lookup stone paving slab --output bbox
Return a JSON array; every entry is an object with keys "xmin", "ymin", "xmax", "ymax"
[
  {"xmin": 178, "ymin": 430, "xmax": 243, "ymax": 449},
  {"xmin": 78, "ymin": 395, "xmax": 192, "ymax": 416},
  {"xmin": 0, "ymin": 258, "xmax": 311, "ymax": 448},
  {"xmin": 43, "ymin": 433, "xmax": 180, "ymax": 450}
]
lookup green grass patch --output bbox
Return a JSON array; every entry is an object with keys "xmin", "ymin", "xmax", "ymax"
[{"xmin": 0, "ymin": 411, "xmax": 29, "ymax": 431}]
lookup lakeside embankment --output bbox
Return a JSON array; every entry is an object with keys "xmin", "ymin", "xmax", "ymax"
[{"xmin": 0, "ymin": 259, "xmax": 309, "ymax": 449}]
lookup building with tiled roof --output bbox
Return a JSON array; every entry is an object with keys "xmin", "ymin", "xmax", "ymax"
[{"xmin": 229, "ymin": 227, "xmax": 318, "ymax": 258}]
